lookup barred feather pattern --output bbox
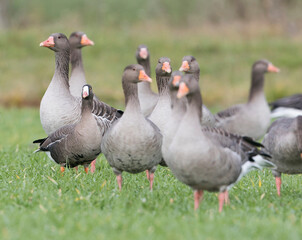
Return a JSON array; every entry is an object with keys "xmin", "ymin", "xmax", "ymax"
[
  {"xmin": 201, "ymin": 126, "xmax": 270, "ymax": 163},
  {"xmin": 91, "ymin": 97, "xmax": 123, "ymax": 136}
]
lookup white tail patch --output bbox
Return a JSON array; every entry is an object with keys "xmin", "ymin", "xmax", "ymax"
[
  {"xmin": 235, "ymin": 155, "xmax": 276, "ymax": 185},
  {"xmin": 271, "ymin": 107, "xmax": 302, "ymax": 119},
  {"xmin": 45, "ymin": 152, "xmax": 57, "ymax": 164}
]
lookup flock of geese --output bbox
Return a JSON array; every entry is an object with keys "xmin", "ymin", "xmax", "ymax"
[{"xmin": 33, "ymin": 32, "xmax": 302, "ymax": 212}]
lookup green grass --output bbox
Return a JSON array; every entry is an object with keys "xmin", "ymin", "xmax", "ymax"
[{"xmin": 1, "ymin": 108, "xmax": 302, "ymax": 240}]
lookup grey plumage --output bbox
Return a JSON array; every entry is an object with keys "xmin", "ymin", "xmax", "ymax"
[
  {"xmin": 101, "ymin": 64, "xmax": 162, "ymax": 190},
  {"xmin": 179, "ymin": 56, "xmax": 218, "ymax": 127},
  {"xmin": 215, "ymin": 60, "xmax": 279, "ymax": 140},
  {"xmin": 34, "ymin": 85, "xmax": 102, "ymax": 169},
  {"xmin": 270, "ymin": 94, "xmax": 302, "ymax": 110},
  {"xmin": 165, "ymin": 74, "xmax": 274, "ymax": 211},
  {"xmin": 263, "ymin": 116, "xmax": 302, "ymax": 176},
  {"xmin": 148, "ymin": 57, "xmax": 172, "ymax": 166},
  {"xmin": 270, "ymin": 94, "xmax": 302, "ymax": 119},
  {"xmin": 161, "ymin": 71, "xmax": 186, "ymax": 160},
  {"xmin": 135, "ymin": 44, "xmax": 158, "ymax": 116},
  {"xmin": 39, "ymin": 33, "xmax": 122, "ymax": 137},
  {"xmin": 69, "ymin": 31, "xmax": 94, "ymax": 97}
]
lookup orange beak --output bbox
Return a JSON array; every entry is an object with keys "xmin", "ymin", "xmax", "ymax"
[
  {"xmin": 40, "ymin": 36, "xmax": 55, "ymax": 47},
  {"xmin": 179, "ymin": 61, "xmax": 190, "ymax": 72},
  {"xmin": 81, "ymin": 34, "xmax": 94, "ymax": 46},
  {"xmin": 138, "ymin": 70, "xmax": 152, "ymax": 83},
  {"xmin": 177, "ymin": 82, "xmax": 189, "ymax": 99},
  {"xmin": 172, "ymin": 75, "xmax": 181, "ymax": 86},
  {"xmin": 139, "ymin": 48, "xmax": 148, "ymax": 59},
  {"xmin": 267, "ymin": 63, "xmax": 280, "ymax": 73},
  {"xmin": 162, "ymin": 62, "xmax": 172, "ymax": 73}
]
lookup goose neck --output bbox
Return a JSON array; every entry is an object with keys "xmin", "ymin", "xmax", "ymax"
[{"xmin": 248, "ymin": 71, "xmax": 265, "ymax": 102}]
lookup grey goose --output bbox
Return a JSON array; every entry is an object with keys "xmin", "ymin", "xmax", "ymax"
[
  {"xmin": 39, "ymin": 33, "xmax": 122, "ymax": 135},
  {"xmin": 161, "ymin": 71, "xmax": 185, "ymax": 160},
  {"xmin": 262, "ymin": 116, "xmax": 302, "ymax": 196},
  {"xmin": 69, "ymin": 31, "xmax": 94, "ymax": 97},
  {"xmin": 215, "ymin": 60, "xmax": 280, "ymax": 140},
  {"xmin": 166, "ymin": 74, "xmax": 275, "ymax": 212},
  {"xmin": 135, "ymin": 44, "xmax": 158, "ymax": 116},
  {"xmin": 179, "ymin": 56, "xmax": 218, "ymax": 127},
  {"xmin": 101, "ymin": 64, "xmax": 162, "ymax": 191},
  {"xmin": 270, "ymin": 94, "xmax": 302, "ymax": 118},
  {"xmin": 34, "ymin": 85, "xmax": 102, "ymax": 173},
  {"xmin": 39, "ymin": 33, "xmax": 122, "ymax": 172},
  {"xmin": 148, "ymin": 57, "xmax": 172, "ymax": 166}
]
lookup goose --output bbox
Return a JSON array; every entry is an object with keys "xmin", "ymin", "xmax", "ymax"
[
  {"xmin": 270, "ymin": 94, "xmax": 302, "ymax": 118},
  {"xmin": 135, "ymin": 44, "xmax": 158, "ymax": 116},
  {"xmin": 69, "ymin": 31, "xmax": 94, "ymax": 97},
  {"xmin": 179, "ymin": 56, "xmax": 217, "ymax": 127},
  {"xmin": 101, "ymin": 64, "xmax": 162, "ymax": 191},
  {"xmin": 39, "ymin": 33, "xmax": 122, "ymax": 172},
  {"xmin": 215, "ymin": 60, "xmax": 280, "ymax": 140},
  {"xmin": 148, "ymin": 57, "xmax": 172, "ymax": 166},
  {"xmin": 161, "ymin": 71, "xmax": 185, "ymax": 159},
  {"xmin": 69, "ymin": 32, "xmax": 97, "ymax": 172},
  {"xmin": 34, "ymin": 85, "xmax": 102, "ymax": 173},
  {"xmin": 262, "ymin": 116, "xmax": 302, "ymax": 196},
  {"xmin": 166, "ymin": 74, "xmax": 275, "ymax": 212}
]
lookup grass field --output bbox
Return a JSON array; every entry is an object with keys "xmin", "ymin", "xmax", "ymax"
[
  {"xmin": 1, "ymin": 10, "xmax": 302, "ymax": 239},
  {"xmin": 1, "ymin": 108, "xmax": 302, "ymax": 240},
  {"xmin": 1, "ymin": 25, "xmax": 302, "ymax": 109}
]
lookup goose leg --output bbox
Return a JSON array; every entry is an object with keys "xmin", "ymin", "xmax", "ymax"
[
  {"xmin": 84, "ymin": 165, "xmax": 89, "ymax": 174},
  {"xmin": 275, "ymin": 176, "xmax": 281, "ymax": 196},
  {"xmin": 74, "ymin": 166, "xmax": 78, "ymax": 172},
  {"xmin": 194, "ymin": 190, "xmax": 204, "ymax": 210},
  {"xmin": 147, "ymin": 167, "xmax": 157, "ymax": 191},
  {"xmin": 90, "ymin": 159, "xmax": 96, "ymax": 173},
  {"xmin": 149, "ymin": 172, "xmax": 154, "ymax": 191},
  {"xmin": 218, "ymin": 192, "xmax": 225, "ymax": 212},
  {"xmin": 60, "ymin": 166, "xmax": 65, "ymax": 175},
  {"xmin": 116, "ymin": 175, "xmax": 122, "ymax": 191}
]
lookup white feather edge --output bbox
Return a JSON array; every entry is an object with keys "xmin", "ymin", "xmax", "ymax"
[
  {"xmin": 227, "ymin": 155, "xmax": 276, "ymax": 190},
  {"xmin": 271, "ymin": 107, "xmax": 302, "ymax": 119}
]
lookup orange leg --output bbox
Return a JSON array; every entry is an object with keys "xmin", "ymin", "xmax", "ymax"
[
  {"xmin": 149, "ymin": 172, "xmax": 154, "ymax": 191},
  {"xmin": 146, "ymin": 170, "xmax": 150, "ymax": 181},
  {"xmin": 194, "ymin": 190, "xmax": 204, "ymax": 210},
  {"xmin": 275, "ymin": 176, "xmax": 281, "ymax": 197},
  {"xmin": 90, "ymin": 159, "xmax": 96, "ymax": 173},
  {"xmin": 84, "ymin": 166, "xmax": 89, "ymax": 174},
  {"xmin": 116, "ymin": 175, "xmax": 122, "ymax": 191},
  {"xmin": 218, "ymin": 192, "xmax": 225, "ymax": 213},
  {"xmin": 60, "ymin": 166, "xmax": 65, "ymax": 175}
]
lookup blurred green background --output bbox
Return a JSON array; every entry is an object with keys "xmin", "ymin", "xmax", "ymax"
[
  {"xmin": 0, "ymin": 0, "xmax": 302, "ymax": 109},
  {"xmin": 1, "ymin": 2, "xmax": 302, "ymax": 240}
]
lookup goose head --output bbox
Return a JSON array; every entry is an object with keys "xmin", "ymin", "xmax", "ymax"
[
  {"xmin": 40, "ymin": 33, "xmax": 70, "ymax": 52},
  {"xmin": 156, "ymin": 57, "xmax": 172, "ymax": 76},
  {"xmin": 179, "ymin": 56, "xmax": 200, "ymax": 74},
  {"xmin": 69, "ymin": 32, "xmax": 94, "ymax": 49},
  {"xmin": 136, "ymin": 44, "xmax": 149, "ymax": 60},
  {"xmin": 123, "ymin": 64, "xmax": 152, "ymax": 84}
]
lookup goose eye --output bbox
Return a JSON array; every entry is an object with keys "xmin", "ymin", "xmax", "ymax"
[
  {"xmin": 132, "ymin": 68, "xmax": 136, "ymax": 71},
  {"xmin": 58, "ymin": 36, "xmax": 61, "ymax": 39}
]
